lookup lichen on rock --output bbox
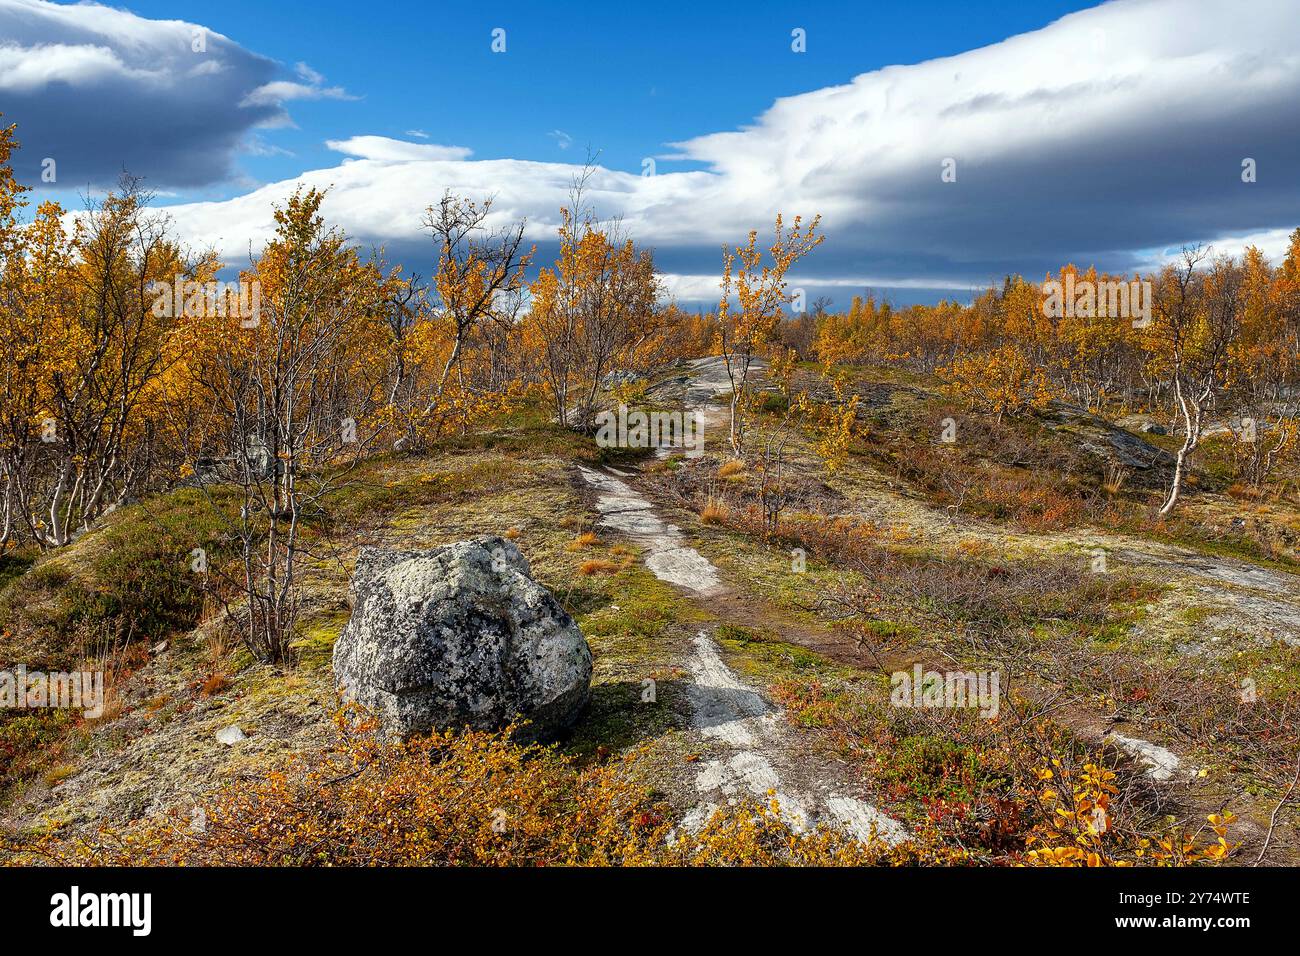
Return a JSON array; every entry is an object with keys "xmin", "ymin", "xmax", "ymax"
[{"xmin": 332, "ymin": 535, "xmax": 593, "ymax": 741}]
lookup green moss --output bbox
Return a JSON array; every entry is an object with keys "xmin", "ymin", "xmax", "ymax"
[
  {"xmin": 719, "ymin": 632, "xmax": 844, "ymax": 684},
  {"xmin": 860, "ymin": 619, "xmax": 919, "ymax": 640},
  {"xmin": 291, "ymin": 609, "xmax": 349, "ymax": 669},
  {"xmin": 715, "ymin": 622, "xmax": 778, "ymax": 644},
  {"xmin": 562, "ymin": 567, "xmax": 704, "ymax": 761},
  {"xmin": 576, "ymin": 566, "xmax": 704, "ymax": 665},
  {"xmin": 0, "ymin": 486, "xmax": 240, "ymax": 668}
]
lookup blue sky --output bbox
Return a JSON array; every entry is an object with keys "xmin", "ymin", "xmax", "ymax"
[
  {"xmin": 3, "ymin": 0, "xmax": 1298, "ymax": 307},
  {"xmin": 111, "ymin": 0, "xmax": 1103, "ymax": 194}
]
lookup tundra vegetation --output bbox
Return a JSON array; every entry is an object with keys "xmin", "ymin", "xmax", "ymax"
[{"xmin": 0, "ymin": 118, "xmax": 1296, "ymax": 867}]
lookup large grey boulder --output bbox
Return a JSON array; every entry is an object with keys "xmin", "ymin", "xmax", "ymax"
[{"xmin": 333, "ymin": 536, "xmax": 592, "ymax": 741}]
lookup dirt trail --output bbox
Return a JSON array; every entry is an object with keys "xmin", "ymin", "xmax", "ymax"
[
  {"xmin": 575, "ymin": 465, "xmax": 722, "ymax": 595},
  {"xmin": 578, "ymin": 357, "xmax": 906, "ymax": 844},
  {"xmin": 581, "ymin": 356, "xmax": 1298, "ymax": 852}
]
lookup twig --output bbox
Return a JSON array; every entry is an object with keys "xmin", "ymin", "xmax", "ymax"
[{"xmin": 1254, "ymin": 752, "xmax": 1300, "ymax": 866}]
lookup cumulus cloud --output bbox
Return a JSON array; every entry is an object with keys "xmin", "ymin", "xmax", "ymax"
[
  {"xmin": 0, "ymin": 0, "xmax": 352, "ymax": 187},
  {"xmin": 644, "ymin": 0, "xmax": 1300, "ymax": 284},
  {"xmin": 76, "ymin": 0, "xmax": 1300, "ymax": 301},
  {"xmin": 325, "ymin": 136, "xmax": 473, "ymax": 163}
]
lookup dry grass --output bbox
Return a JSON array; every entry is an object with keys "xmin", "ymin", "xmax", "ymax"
[
  {"xmin": 717, "ymin": 459, "xmax": 747, "ymax": 480},
  {"xmin": 200, "ymin": 673, "xmax": 231, "ymax": 697},
  {"xmin": 1103, "ymin": 463, "xmax": 1130, "ymax": 497},
  {"xmin": 700, "ymin": 498, "xmax": 729, "ymax": 525},
  {"xmin": 579, "ymin": 558, "xmax": 626, "ymax": 576},
  {"xmin": 567, "ymin": 532, "xmax": 601, "ymax": 551},
  {"xmin": 42, "ymin": 764, "xmax": 76, "ymax": 787}
]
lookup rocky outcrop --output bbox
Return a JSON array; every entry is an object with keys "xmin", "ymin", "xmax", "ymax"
[
  {"xmin": 1116, "ymin": 414, "xmax": 1168, "ymax": 436},
  {"xmin": 600, "ymin": 369, "xmax": 645, "ymax": 389},
  {"xmin": 1038, "ymin": 401, "xmax": 1174, "ymax": 470},
  {"xmin": 333, "ymin": 536, "xmax": 592, "ymax": 741}
]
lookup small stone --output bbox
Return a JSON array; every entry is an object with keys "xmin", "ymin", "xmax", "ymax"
[{"xmin": 215, "ymin": 725, "xmax": 246, "ymax": 745}]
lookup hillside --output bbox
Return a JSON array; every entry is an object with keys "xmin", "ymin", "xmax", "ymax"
[{"xmin": 3, "ymin": 356, "xmax": 1295, "ymax": 867}]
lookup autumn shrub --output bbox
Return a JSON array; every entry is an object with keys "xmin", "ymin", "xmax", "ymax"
[
  {"xmin": 788, "ymin": 378, "xmax": 863, "ymax": 472},
  {"xmin": 1025, "ymin": 762, "xmax": 1237, "ymax": 866},
  {"xmin": 6, "ymin": 712, "xmax": 910, "ymax": 867},
  {"xmin": 6, "ymin": 702, "xmax": 1246, "ymax": 868},
  {"xmin": 725, "ymin": 508, "xmax": 1150, "ymax": 644},
  {"xmin": 938, "ymin": 342, "xmax": 1055, "ymax": 423},
  {"xmin": 968, "ymin": 471, "xmax": 1089, "ymax": 529},
  {"xmin": 770, "ymin": 678, "xmax": 1238, "ymax": 865}
]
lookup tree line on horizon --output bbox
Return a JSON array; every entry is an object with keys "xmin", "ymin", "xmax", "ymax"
[{"xmin": 2, "ymin": 117, "xmax": 1297, "ymax": 657}]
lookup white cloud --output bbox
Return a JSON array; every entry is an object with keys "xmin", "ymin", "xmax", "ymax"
[
  {"xmin": 241, "ymin": 79, "xmax": 355, "ymax": 108},
  {"xmin": 0, "ymin": 41, "xmax": 161, "ymax": 91},
  {"xmin": 659, "ymin": 273, "xmax": 973, "ymax": 305},
  {"xmin": 0, "ymin": 0, "xmax": 354, "ymax": 186},
  {"xmin": 1135, "ymin": 225, "xmax": 1299, "ymax": 273},
  {"xmin": 131, "ymin": 0, "xmax": 1300, "ymax": 289},
  {"xmin": 325, "ymin": 136, "xmax": 473, "ymax": 163},
  {"xmin": 294, "ymin": 61, "xmax": 325, "ymax": 85}
]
